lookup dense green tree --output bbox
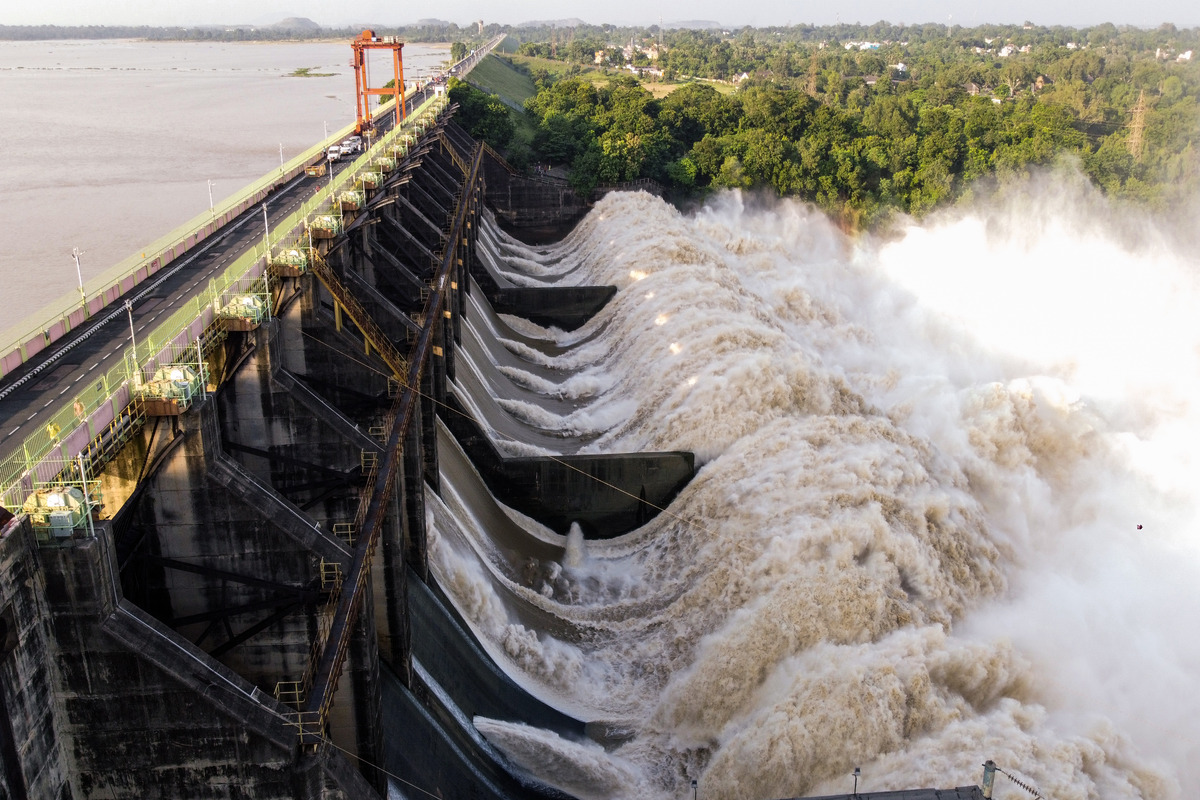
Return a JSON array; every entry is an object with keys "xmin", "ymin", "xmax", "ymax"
[
  {"xmin": 447, "ymin": 80, "xmax": 514, "ymax": 151},
  {"xmin": 487, "ymin": 19, "xmax": 1200, "ymax": 225}
]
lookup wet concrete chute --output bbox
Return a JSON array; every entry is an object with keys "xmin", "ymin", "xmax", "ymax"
[{"xmin": 0, "ymin": 84, "xmax": 695, "ymax": 796}]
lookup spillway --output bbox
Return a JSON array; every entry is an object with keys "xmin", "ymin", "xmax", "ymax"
[{"xmin": 424, "ymin": 186, "xmax": 1200, "ymax": 800}]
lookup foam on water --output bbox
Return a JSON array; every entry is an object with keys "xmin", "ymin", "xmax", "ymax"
[{"xmin": 431, "ymin": 182, "xmax": 1200, "ymax": 800}]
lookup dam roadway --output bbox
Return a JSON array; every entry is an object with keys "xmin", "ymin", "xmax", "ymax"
[
  {"xmin": 0, "ymin": 37, "xmax": 696, "ymax": 800},
  {"xmin": 0, "ymin": 81, "xmax": 430, "ymax": 451}
]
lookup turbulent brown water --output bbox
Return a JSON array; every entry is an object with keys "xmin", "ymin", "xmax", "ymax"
[{"xmin": 430, "ymin": 184, "xmax": 1200, "ymax": 800}]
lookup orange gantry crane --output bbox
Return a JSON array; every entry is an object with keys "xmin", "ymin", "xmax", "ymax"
[{"xmin": 351, "ymin": 30, "xmax": 406, "ymax": 135}]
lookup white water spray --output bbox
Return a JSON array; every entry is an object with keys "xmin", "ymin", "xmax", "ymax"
[{"xmin": 429, "ymin": 182, "xmax": 1200, "ymax": 800}]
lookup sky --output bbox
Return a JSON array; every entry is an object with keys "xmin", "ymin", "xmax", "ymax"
[{"xmin": 3, "ymin": 0, "xmax": 1198, "ymax": 30}]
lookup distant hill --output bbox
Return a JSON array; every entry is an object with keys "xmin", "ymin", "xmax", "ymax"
[
  {"xmin": 269, "ymin": 17, "xmax": 321, "ymax": 31},
  {"xmin": 665, "ymin": 20, "xmax": 723, "ymax": 29},
  {"xmin": 516, "ymin": 18, "xmax": 589, "ymax": 27}
]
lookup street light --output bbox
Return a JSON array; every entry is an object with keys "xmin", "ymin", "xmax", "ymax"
[
  {"xmin": 71, "ymin": 248, "xmax": 88, "ymax": 318},
  {"xmin": 853, "ymin": 767, "xmax": 861, "ymax": 797},
  {"xmin": 208, "ymin": 179, "xmax": 216, "ymax": 217},
  {"xmin": 690, "ymin": 779, "xmax": 697, "ymax": 800},
  {"xmin": 125, "ymin": 299, "xmax": 140, "ymax": 385},
  {"xmin": 261, "ymin": 203, "xmax": 273, "ymax": 317}
]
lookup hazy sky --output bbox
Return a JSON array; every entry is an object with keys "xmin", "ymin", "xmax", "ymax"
[{"xmin": 4, "ymin": 0, "xmax": 1198, "ymax": 29}]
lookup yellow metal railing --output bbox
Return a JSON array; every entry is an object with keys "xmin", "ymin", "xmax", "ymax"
[
  {"xmin": 294, "ymin": 141, "xmax": 482, "ymax": 745},
  {"xmin": 308, "ymin": 253, "xmax": 410, "ymax": 380}
]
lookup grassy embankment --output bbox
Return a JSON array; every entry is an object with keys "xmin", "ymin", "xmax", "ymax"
[{"xmin": 464, "ymin": 53, "xmax": 539, "ymax": 146}]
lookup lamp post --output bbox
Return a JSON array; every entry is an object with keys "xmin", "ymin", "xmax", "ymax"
[
  {"xmin": 71, "ymin": 248, "xmax": 87, "ymax": 318},
  {"xmin": 208, "ymin": 179, "xmax": 216, "ymax": 217},
  {"xmin": 853, "ymin": 767, "xmax": 860, "ymax": 797},
  {"xmin": 261, "ymin": 204, "xmax": 273, "ymax": 318},
  {"xmin": 125, "ymin": 299, "xmax": 139, "ymax": 385},
  {"xmin": 690, "ymin": 779, "xmax": 697, "ymax": 800},
  {"xmin": 125, "ymin": 300, "xmax": 136, "ymax": 356}
]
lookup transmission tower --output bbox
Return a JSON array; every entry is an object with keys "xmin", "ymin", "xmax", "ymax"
[{"xmin": 1128, "ymin": 89, "xmax": 1147, "ymax": 160}]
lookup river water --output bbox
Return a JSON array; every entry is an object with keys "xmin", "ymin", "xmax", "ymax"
[
  {"xmin": 0, "ymin": 38, "xmax": 448, "ymax": 335},
  {"xmin": 434, "ymin": 184, "xmax": 1200, "ymax": 800}
]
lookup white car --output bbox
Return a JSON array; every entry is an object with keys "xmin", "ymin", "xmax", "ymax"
[{"xmin": 327, "ymin": 145, "xmax": 342, "ymax": 162}]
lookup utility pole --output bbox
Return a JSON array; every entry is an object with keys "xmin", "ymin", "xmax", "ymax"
[{"xmin": 208, "ymin": 179, "xmax": 215, "ymax": 217}]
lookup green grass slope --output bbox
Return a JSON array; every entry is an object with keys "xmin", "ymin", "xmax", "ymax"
[{"xmin": 466, "ymin": 54, "xmax": 537, "ymax": 107}]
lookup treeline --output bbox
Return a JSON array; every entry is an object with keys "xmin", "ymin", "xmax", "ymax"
[
  {"xmin": 0, "ymin": 25, "xmax": 166, "ymax": 40},
  {"xmin": 462, "ymin": 22, "xmax": 1199, "ymax": 226},
  {"xmin": 0, "ymin": 22, "xmax": 488, "ymax": 42}
]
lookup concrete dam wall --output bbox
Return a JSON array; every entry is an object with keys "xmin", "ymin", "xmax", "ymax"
[{"xmin": 0, "ymin": 116, "xmax": 694, "ymax": 799}]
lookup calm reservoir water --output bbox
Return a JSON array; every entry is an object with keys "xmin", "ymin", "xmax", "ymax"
[{"xmin": 0, "ymin": 38, "xmax": 448, "ymax": 338}]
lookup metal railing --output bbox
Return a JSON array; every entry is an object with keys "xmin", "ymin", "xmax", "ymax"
[
  {"xmin": 307, "ymin": 254, "xmax": 410, "ymax": 380},
  {"xmin": 289, "ymin": 139, "xmax": 483, "ymax": 745}
]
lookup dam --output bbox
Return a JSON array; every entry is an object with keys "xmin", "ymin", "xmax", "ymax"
[
  {"xmin": 1, "ymin": 33, "xmax": 1187, "ymax": 800},
  {"xmin": 0, "ymin": 41, "xmax": 695, "ymax": 800}
]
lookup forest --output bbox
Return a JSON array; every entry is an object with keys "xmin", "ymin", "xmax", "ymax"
[{"xmin": 448, "ymin": 22, "xmax": 1200, "ymax": 227}]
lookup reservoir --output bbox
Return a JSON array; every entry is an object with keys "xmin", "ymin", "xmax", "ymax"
[{"xmin": 0, "ymin": 38, "xmax": 448, "ymax": 324}]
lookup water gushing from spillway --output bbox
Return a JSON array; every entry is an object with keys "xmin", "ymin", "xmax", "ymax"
[{"xmin": 428, "ymin": 180, "xmax": 1200, "ymax": 800}]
